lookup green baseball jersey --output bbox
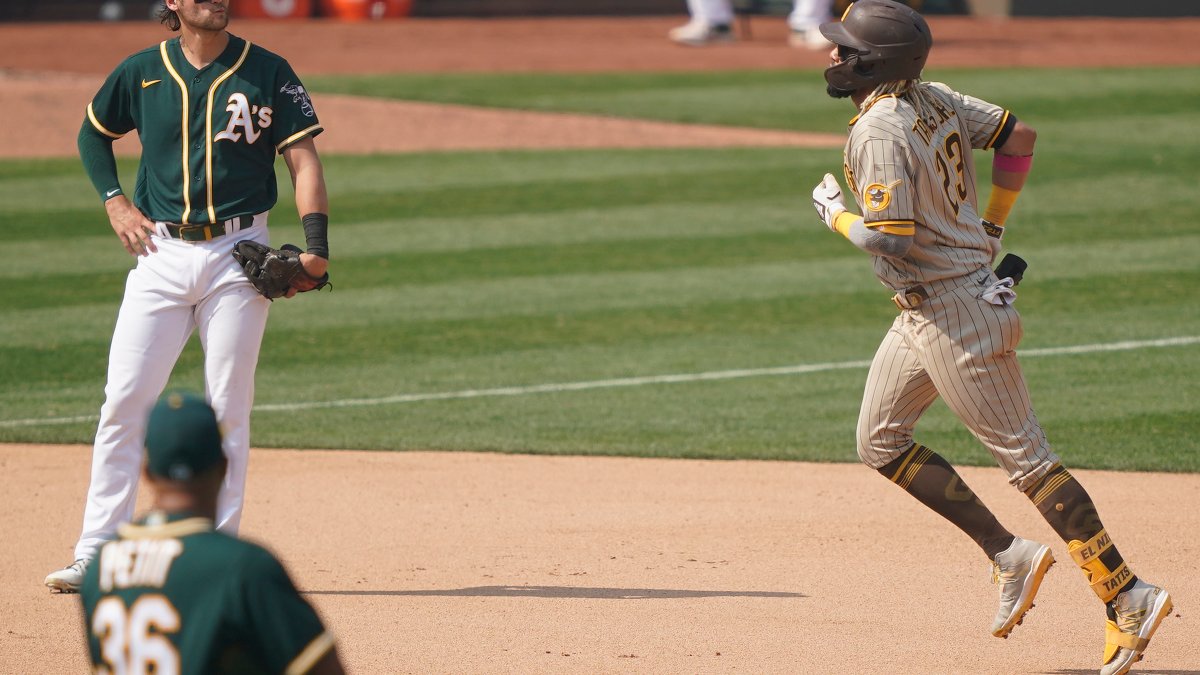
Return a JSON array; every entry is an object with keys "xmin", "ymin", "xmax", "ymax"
[
  {"xmin": 80, "ymin": 512, "xmax": 335, "ymax": 675},
  {"xmin": 85, "ymin": 34, "xmax": 322, "ymax": 225}
]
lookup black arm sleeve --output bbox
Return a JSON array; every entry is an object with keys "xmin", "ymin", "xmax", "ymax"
[
  {"xmin": 77, "ymin": 120, "xmax": 122, "ymax": 201},
  {"xmin": 991, "ymin": 113, "xmax": 1018, "ymax": 152}
]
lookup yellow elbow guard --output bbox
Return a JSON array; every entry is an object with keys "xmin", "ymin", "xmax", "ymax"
[{"xmin": 832, "ymin": 210, "xmax": 858, "ymax": 238}]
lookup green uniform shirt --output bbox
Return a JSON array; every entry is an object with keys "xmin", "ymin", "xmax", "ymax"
[
  {"xmin": 80, "ymin": 512, "xmax": 335, "ymax": 675},
  {"xmin": 85, "ymin": 34, "xmax": 322, "ymax": 224}
]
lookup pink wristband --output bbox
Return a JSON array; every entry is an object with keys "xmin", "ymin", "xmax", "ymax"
[{"xmin": 993, "ymin": 153, "xmax": 1033, "ymax": 173}]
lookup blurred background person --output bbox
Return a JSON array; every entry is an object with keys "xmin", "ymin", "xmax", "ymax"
[{"xmin": 669, "ymin": 0, "xmax": 836, "ymax": 48}]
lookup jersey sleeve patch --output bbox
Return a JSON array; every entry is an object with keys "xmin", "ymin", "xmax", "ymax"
[{"xmin": 864, "ymin": 179, "xmax": 902, "ymax": 212}]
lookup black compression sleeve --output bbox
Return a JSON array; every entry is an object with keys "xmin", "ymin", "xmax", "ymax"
[
  {"xmin": 77, "ymin": 120, "xmax": 122, "ymax": 201},
  {"xmin": 991, "ymin": 113, "xmax": 1018, "ymax": 151},
  {"xmin": 301, "ymin": 213, "xmax": 330, "ymax": 259}
]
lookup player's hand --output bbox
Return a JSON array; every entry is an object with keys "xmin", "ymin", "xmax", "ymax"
[
  {"xmin": 105, "ymin": 195, "xmax": 158, "ymax": 257},
  {"xmin": 283, "ymin": 252, "xmax": 329, "ymax": 298},
  {"xmin": 812, "ymin": 173, "xmax": 847, "ymax": 231}
]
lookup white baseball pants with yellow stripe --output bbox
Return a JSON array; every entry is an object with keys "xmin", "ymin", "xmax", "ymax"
[{"xmin": 856, "ymin": 268, "xmax": 1059, "ymax": 492}]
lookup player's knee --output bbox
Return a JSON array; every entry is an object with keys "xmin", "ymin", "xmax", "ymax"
[
  {"xmin": 1009, "ymin": 457, "xmax": 1061, "ymax": 493},
  {"xmin": 856, "ymin": 422, "xmax": 912, "ymax": 469},
  {"xmin": 856, "ymin": 436, "xmax": 909, "ymax": 470}
]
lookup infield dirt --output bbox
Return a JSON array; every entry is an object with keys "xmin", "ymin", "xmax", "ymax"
[{"xmin": 2, "ymin": 15, "xmax": 1198, "ymax": 675}]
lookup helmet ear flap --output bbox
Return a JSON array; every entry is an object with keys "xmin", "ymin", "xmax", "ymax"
[{"xmin": 851, "ymin": 55, "xmax": 875, "ymax": 80}]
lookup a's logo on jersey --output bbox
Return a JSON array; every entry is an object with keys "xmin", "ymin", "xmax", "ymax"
[
  {"xmin": 141, "ymin": 78, "xmax": 162, "ymax": 89},
  {"xmin": 214, "ymin": 93, "xmax": 274, "ymax": 144},
  {"xmin": 280, "ymin": 81, "xmax": 315, "ymax": 118},
  {"xmin": 864, "ymin": 179, "xmax": 901, "ymax": 212}
]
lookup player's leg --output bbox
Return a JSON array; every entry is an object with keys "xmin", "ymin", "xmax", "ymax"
[
  {"xmin": 919, "ymin": 281, "xmax": 1170, "ymax": 657},
  {"xmin": 860, "ymin": 319, "xmax": 1015, "ymax": 557},
  {"xmin": 863, "ymin": 316, "xmax": 1053, "ymax": 638},
  {"xmin": 197, "ymin": 236, "xmax": 272, "ymax": 535},
  {"xmin": 787, "ymin": 0, "xmax": 834, "ymax": 49},
  {"xmin": 54, "ymin": 245, "xmax": 196, "ymax": 584},
  {"xmin": 670, "ymin": 0, "xmax": 735, "ymax": 45}
]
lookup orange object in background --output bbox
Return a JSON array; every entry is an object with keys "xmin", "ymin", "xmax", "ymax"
[
  {"xmin": 232, "ymin": 0, "xmax": 314, "ymax": 19},
  {"xmin": 318, "ymin": 0, "xmax": 413, "ymax": 20}
]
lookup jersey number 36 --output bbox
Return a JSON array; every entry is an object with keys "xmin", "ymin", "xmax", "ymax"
[{"xmin": 92, "ymin": 595, "xmax": 181, "ymax": 675}]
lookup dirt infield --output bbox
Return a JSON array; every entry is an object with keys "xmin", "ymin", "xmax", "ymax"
[
  {"xmin": 2, "ymin": 14, "xmax": 1199, "ymax": 675},
  {"xmin": 3, "ymin": 446, "xmax": 1198, "ymax": 673}
]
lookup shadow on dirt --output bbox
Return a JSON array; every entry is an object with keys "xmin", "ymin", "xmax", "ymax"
[{"xmin": 305, "ymin": 585, "xmax": 805, "ymax": 599}]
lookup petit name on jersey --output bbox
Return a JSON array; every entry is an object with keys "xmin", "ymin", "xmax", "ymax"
[{"xmin": 98, "ymin": 539, "xmax": 183, "ymax": 591}]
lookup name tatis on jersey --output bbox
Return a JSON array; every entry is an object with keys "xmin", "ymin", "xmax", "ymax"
[
  {"xmin": 911, "ymin": 93, "xmax": 956, "ymax": 146},
  {"xmin": 98, "ymin": 538, "xmax": 183, "ymax": 591}
]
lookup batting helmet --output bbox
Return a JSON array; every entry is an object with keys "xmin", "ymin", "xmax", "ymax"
[{"xmin": 819, "ymin": 0, "xmax": 932, "ymax": 93}]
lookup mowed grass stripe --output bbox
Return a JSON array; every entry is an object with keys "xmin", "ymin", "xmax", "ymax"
[
  {"xmin": 2, "ymin": 233, "xmax": 1198, "ymax": 348},
  {"xmin": 307, "ymin": 67, "xmax": 1200, "ymax": 132},
  {"xmin": 5, "ymin": 334, "xmax": 1197, "ymax": 459},
  {"xmin": 0, "ymin": 149, "xmax": 817, "ymax": 241},
  {"xmin": 0, "ymin": 231, "xmax": 814, "ymax": 310},
  {"xmin": 3, "ymin": 263, "xmax": 1197, "ymax": 393}
]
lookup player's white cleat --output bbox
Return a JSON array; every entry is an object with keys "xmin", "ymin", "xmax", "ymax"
[
  {"xmin": 44, "ymin": 559, "xmax": 89, "ymax": 593},
  {"xmin": 668, "ymin": 19, "xmax": 734, "ymax": 46},
  {"xmin": 990, "ymin": 536, "xmax": 1055, "ymax": 638},
  {"xmin": 1100, "ymin": 579, "xmax": 1173, "ymax": 675},
  {"xmin": 789, "ymin": 26, "xmax": 833, "ymax": 50}
]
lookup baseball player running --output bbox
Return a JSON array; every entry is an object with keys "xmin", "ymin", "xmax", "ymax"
[
  {"xmin": 80, "ymin": 391, "xmax": 346, "ymax": 674},
  {"xmin": 46, "ymin": 0, "xmax": 329, "ymax": 591},
  {"xmin": 810, "ymin": 2, "xmax": 1171, "ymax": 672}
]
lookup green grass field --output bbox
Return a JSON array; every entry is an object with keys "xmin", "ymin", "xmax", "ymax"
[{"xmin": 2, "ymin": 67, "xmax": 1197, "ymax": 472}]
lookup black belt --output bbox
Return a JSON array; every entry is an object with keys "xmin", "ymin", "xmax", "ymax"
[{"xmin": 164, "ymin": 215, "xmax": 254, "ymax": 242}]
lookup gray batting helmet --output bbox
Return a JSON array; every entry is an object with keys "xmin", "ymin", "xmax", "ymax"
[{"xmin": 819, "ymin": 0, "xmax": 932, "ymax": 92}]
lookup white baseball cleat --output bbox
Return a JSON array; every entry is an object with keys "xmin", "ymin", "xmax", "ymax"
[
  {"xmin": 44, "ymin": 559, "xmax": 89, "ymax": 593},
  {"xmin": 1100, "ymin": 579, "xmax": 1173, "ymax": 675},
  {"xmin": 789, "ymin": 26, "xmax": 833, "ymax": 50},
  {"xmin": 990, "ymin": 536, "xmax": 1055, "ymax": 638},
  {"xmin": 668, "ymin": 20, "xmax": 734, "ymax": 47}
]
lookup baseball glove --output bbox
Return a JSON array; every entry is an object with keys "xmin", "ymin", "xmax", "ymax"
[{"xmin": 231, "ymin": 240, "xmax": 330, "ymax": 300}]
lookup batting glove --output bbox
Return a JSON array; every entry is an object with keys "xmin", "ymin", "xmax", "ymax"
[{"xmin": 812, "ymin": 173, "xmax": 847, "ymax": 231}]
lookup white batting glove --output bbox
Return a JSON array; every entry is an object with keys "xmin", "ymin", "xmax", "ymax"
[{"xmin": 812, "ymin": 173, "xmax": 847, "ymax": 231}]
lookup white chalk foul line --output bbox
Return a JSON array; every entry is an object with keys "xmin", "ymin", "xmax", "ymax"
[{"xmin": 3, "ymin": 335, "xmax": 1198, "ymax": 428}]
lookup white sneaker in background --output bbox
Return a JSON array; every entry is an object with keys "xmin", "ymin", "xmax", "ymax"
[
  {"xmin": 790, "ymin": 26, "xmax": 833, "ymax": 50},
  {"xmin": 669, "ymin": 19, "xmax": 734, "ymax": 47}
]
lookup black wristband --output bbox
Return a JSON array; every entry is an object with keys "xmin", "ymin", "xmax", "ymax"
[{"xmin": 301, "ymin": 213, "xmax": 329, "ymax": 259}]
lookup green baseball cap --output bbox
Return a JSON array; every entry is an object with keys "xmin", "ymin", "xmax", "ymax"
[{"xmin": 145, "ymin": 391, "xmax": 225, "ymax": 481}]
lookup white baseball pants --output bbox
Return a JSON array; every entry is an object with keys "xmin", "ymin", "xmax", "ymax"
[
  {"xmin": 74, "ymin": 216, "xmax": 271, "ymax": 561},
  {"xmin": 683, "ymin": 0, "xmax": 833, "ymax": 29}
]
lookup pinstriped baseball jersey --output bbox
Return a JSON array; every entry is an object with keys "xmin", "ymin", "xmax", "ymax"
[
  {"xmin": 842, "ymin": 82, "xmax": 1011, "ymax": 291},
  {"xmin": 845, "ymin": 81, "xmax": 1058, "ymax": 490},
  {"xmin": 85, "ymin": 34, "xmax": 322, "ymax": 225}
]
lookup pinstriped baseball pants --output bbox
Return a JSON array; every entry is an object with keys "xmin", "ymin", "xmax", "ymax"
[{"xmin": 856, "ymin": 269, "xmax": 1059, "ymax": 492}]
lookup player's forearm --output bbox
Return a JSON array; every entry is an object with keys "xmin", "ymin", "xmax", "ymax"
[
  {"xmin": 292, "ymin": 161, "xmax": 328, "ymax": 217},
  {"xmin": 985, "ymin": 121, "xmax": 1037, "ymax": 228},
  {"xmin": 77, "ymin": 121, "xmax": 123, "ymax": 202},
  {"xmin": 834, "ymin": 212, "xmax": 913, "ymax": 258}
]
